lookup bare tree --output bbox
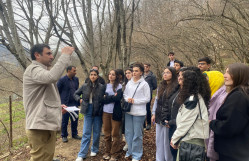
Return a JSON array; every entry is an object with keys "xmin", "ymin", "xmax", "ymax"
[
  {"xmin": 130, "ymin": 0, "xmax": 249, "ymax": 74},
  {"xmin": 44, "ymin": 0, "xmax": 139, "ymax": 78},
  {"xmin": 0, "ymin": 0, "xmax": 65, "ymax": 69}
]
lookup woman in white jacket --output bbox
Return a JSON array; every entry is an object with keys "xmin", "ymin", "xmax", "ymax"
[
  {"xmin": 123, "ymin": 63, "xmax": 151, "ymax": 161},
  {"xmin": 170, "ymin": 68, "xmax": 210, "ymax": 161}
]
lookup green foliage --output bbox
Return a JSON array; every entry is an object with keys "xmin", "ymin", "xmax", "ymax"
[
  {"xmin": 0, "ymin": 101, "xmax": 24, "ymax": 122},
  {"xmin": 13, "ymin": 136, "xmax": 28, "ymax": 150}
]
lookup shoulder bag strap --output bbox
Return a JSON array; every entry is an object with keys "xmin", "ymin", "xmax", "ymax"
[
  {"xmin": 176, "ymin": 95, "xmax": 199, "ymax": 144},
  {"xmin": 198, "ymin": 98, "xmax": 207, "ymax": 151},
  {"xmin": 131, "ymin": 82, "xmax": 141, "ymax": 98},
  {"xmin": 176, "ymin": 113, "xmax": 198, "ymax": 145}
]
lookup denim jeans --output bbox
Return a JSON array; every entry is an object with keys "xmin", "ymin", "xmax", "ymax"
[
  {"xmin": 78, "ymin": 104, "xmax": 102, "ymax": 158},
  {"xmin": 61, "ymin": 110, "xmax": 79, "ymax": 137},
  {"xmin": 125, "ymin": 113, "xmax": 145, "ymax": 160}
]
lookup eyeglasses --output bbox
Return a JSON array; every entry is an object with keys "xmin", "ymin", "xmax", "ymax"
[
  {"xmin": 198, "ymin": 62, "xmax": 207, "ymax": 66},
  {"xmin": 162, "ymin": 71, "xmax": 172, "ymax": 75}
]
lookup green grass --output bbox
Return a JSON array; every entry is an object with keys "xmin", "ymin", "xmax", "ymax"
[
  {"xmin": 0, "ymin": 101, "xmax": 25, "ymax": 137},
  {"xmin": 0, "ymin": 101, "xmax": 84, "ymax": 153},
  {"xmin": 0, "ymin": 101, "xmax": 24, "ymax": 122},
  {"xmin": 79, "ymin": 113, "xmax": 84, "ymax": 119},
  {"xmin": 13, "ymin": 136, "xmax": 28, "ymax": 150},
  {"xmin": 0, "ymin": 101, "xmax": 27, "ymax": 152}
]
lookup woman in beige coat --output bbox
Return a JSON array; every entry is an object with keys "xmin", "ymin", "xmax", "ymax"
[{"xmin": 170, "ymin": 67, "xmax": 210, "ymax": 161}]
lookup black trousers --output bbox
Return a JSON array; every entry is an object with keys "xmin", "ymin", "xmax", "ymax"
[
  {"xmin": 61, "ymin": 111, "xmax": 79, "ymax": 137},
  {"xmin": 145, "ymin": 99, "xmax": 152, "ymax": 125},
  {"xmin": 169, "ymin": 126, "xmax": 177, "ymax": 161}
]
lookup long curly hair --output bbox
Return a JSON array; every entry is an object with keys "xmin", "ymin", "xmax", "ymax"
[
  {"xmin": 178, "ymin": 67, "xmax": 211, "ymax": 107},
  {"xmin": 158, "ymin": 67, "xmax": 178, "ymax": 99}
]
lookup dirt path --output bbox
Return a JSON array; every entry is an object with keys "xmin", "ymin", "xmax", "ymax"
[{"xmin": 12, "ymin": 119, "xmax": 156, "ymax": 161}]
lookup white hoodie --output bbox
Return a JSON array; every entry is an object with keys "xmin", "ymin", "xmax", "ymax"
[{"xmin": 123, "ymin": 77, "xmax": 151, "ymax": 116}]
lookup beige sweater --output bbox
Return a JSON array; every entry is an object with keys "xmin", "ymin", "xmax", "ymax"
[{"xmin": 23, "ymin": 54, "xmax": 71, "ymax": 131}]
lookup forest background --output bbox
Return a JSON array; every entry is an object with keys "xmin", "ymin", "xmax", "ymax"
[{"xmin": 0, "ymin": 0, "xmax": 248, "ymax": 160}]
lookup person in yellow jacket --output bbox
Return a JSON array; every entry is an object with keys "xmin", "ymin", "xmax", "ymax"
[{"xmin": 203, "ymin": 71, "xmax": 224, "ymax": 97}]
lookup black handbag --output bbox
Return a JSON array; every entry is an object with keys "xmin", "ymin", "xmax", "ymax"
[
  {"xmin": 122, "ymin": 82, "xmax": 141, "ymax": 112},
  {"xmin": 179, "ymin": 141, "xmax": 206, "ymax": 161},
  {"xmin": 178, "ymin": 99, "xmax": 206, "ymax": 161}
]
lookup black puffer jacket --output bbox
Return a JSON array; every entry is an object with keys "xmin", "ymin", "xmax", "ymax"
[
  {"xmin": 144, "ymin": 71, "xmax": 157, "ymax": 93},
  {"xmin": 155, "ymin": 84, "xmax": 179, "ymax": 124},
  {"xmin": 168, "ymin": 86, "xmax": 181, "ymax": 127},
  {"xmin": 74, "ymin": 82, "xmax": 105, "ymax": 116},
  {"xmin": 103, "ymin": 88, "xmax": 123, "ymax": 121}
]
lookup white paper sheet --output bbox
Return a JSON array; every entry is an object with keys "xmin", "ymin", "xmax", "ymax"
[
  {"xmin": 64, "ymin": 106, "xmax": 80, "ymax": 112},
  {"xmin": 63, "ymin": 106, "xmax": 80, "ymax": 121}
]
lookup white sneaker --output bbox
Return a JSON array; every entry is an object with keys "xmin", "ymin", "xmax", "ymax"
[
  {"xmin": 75, "ymin": 157, "xmax": 83, "ymax": 161},
  {"xmin": 132, "ymin": 159, "xmax": 139, "ymax": 161},
  {"xmin": 123, "ymin": 143, "xmax": 128, "ymax": 151},
  {"xmin": 90, "ymin": 152, "xmax": 97, "ymax": 157}
]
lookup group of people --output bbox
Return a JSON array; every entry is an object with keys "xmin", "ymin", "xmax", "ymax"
[
  {"xmin": 72, "ymin": 63, "xmax": 155, "ymax": 161},
  {"xmin": 23, "ymin": 44, "xmax": 249, "ymax": 161},
  {"xmin": 154, "ymin": 53, "xmax": 249, "ymax": 161}
]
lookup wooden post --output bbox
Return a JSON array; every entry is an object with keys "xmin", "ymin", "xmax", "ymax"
[{"xmin": 9, "ymin": 96, "xmax": 13, "ymax": 148}]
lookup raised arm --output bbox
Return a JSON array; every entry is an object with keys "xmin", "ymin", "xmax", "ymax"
[{"xmin": 29, "ymin": 47, "xmax": 74, "ymax": 84}]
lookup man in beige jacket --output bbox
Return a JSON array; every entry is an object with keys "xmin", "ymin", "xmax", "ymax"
[{"xmin": 23, "ymin": 44, "xmax": 74, "ymax": 161}]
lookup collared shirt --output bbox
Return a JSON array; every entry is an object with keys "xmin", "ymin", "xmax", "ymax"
[
  {"xmin": 57, "ymin": 75, "xmax": 79, "ymax": 106},
  {"xmin": 170, "ymin": 60, "xmax": 175, "ymax": 67},
  {"xmin": 67, "ymin": 76, "xmax": 78, "ymax": 105}
]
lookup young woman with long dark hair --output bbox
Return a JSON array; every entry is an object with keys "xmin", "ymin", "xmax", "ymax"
[
  {"xmin": 122, "ymin": 68, "xmax": 133, "ymax": 151},
  {"xmin": 123, "ymin": 63, "xmax": 151, "ymax": 161},
  {"xmin": 170, "ymin": 68, "xmax": 210, "ymax": 161},
  {"xmin": 151, "ymin": 67, "xmax": 178, "ymax": 161},
  {"xmin": 102, "ymin": 69, "xmax": 123, "ymax": 161},
  {"xmin": 74, "ymin": 69, "xmax": 105, "ymax": 161},
  {"xmin": 210, "ymin": 63, "xmax": 249, "ymax": 161},
  {"xmin": 116, "ymin": 69, "xmax": 125, "ymax": 84},
  {"xmin": 124, "ymin": 68, "xmax": 133, "ymax": 85}
]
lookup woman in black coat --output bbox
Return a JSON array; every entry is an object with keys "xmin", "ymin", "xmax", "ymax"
[
  {"xmin": 210, "ymin": 63, "xmax": 249, "ymax": 161},
  {"xmin": 74, "ymin": 69, "xmax": 106, "ymax": 160},
  {"xmin": 151, "ymin": 67, "xmax": 178, "ymax": 161}
]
